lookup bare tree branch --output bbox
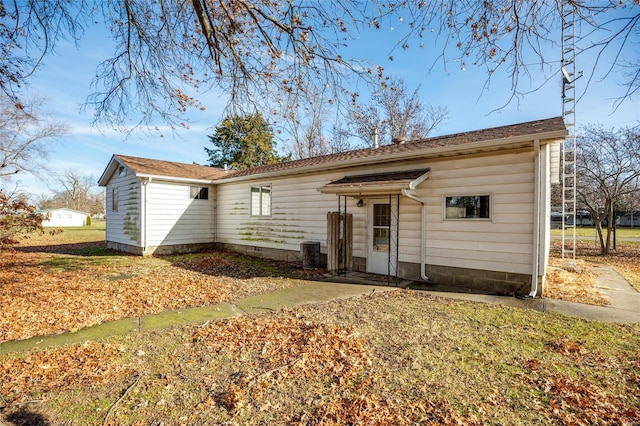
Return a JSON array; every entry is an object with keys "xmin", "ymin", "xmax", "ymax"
[
  {"xmin": 576, "ymin": 124, "xmax": 640, "ymax": 254},
  {"xmin": 0, "ymin": 95, "xmax": 68, "ymax": 180},
  {"xmin": 0, "ymin": 1, "xmax": 637, "ymax": 129}
]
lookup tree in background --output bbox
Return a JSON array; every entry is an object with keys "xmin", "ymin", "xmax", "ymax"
[
  {"xmin": 0, "ymin": 187, "xmax": 48, "ymax": 249},
  {"xmin": 348, "ymin": 78, "xmax": 449, "ymax": 147},
  {"xmin": 576, "ymin": 125, "xmax": 640, "ymax": 254},
  {"xmin": 0, "ymin": 95, "xmax": 67, "ymax": 180},
  {"xmin": 38, "ymin": 170, "xmax": 105, "ymax": 216},
  {"xmin": 205, "ymin": 113, "xmax": 287, "ymax": 170},
  {"xmin": 284, "ymin": 89, "xmax": 355, "ymax": 160},
  {"xmin": 0, "ymin": 2, "xmax": 637, "ymax": 129}
]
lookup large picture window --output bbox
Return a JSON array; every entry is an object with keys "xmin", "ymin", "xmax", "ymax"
[
  {"xmin": 251, "ymin": 185, "xmax": 271, "ymax": 216},
  {"xmin": 445, "ymin": 195, "xmax": 490, "ymax": 219}
]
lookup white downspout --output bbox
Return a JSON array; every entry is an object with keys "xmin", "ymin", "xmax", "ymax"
[
  {"xmin": 141, "ymin": 178, "xmax": 151, "ymax": 254},
  {"xmin": 529, "ymin": 139, "xmax": 541, "ymax": 297},
  {"xmin": 401, "ymin": 189, "xmax": 429, "ymax": 281}
]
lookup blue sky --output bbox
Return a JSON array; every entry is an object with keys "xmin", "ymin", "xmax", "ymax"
[{"xmin": 9, "ymin": 10, "xmax": 639, "ymax": 199}]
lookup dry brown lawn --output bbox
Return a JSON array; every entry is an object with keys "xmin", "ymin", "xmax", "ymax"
[
  {"xmin": 1, "ymin": 292, "xmax": 639, "ymax": 425},
  {"xmin": 544, "ymin": 257, "xmax": 609, "ymax": 305},
  {"xmin": 1, "ymin": 225, "xmax": 639, "ymax": 424},
  {"xmin": 1, "ymin": 239, "xmax": 323, "ymax": 343}
]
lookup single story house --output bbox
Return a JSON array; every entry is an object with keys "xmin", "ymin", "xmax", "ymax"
[
  {"xmin": 98, "ymin": 117, "xmax": 567, "ymax": 297},
  {"xmin": 38, "ymin": 208, "xmax": 90, "ymax": 227}
]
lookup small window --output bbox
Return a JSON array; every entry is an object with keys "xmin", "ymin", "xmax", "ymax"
[
  {"xmin": 251, "ymin": 185, "xmax": 271, "ymax": 216},
  {"xmin": 445, "ymin": 195, "xmax": 490, "ymax": 219},
  {"xmin": 112, "ymin": 188, "xmax": 119, "ymax": 212},
  {"xmin": 118, "ymin": 166, "xmax": 126, "ymax": 176},
  {"xmin": 67, "ymin": 214, "xmax": 72, "ymax": 219},
  {"xmin": 190, "ymin": 186, "xmax": 209, "ymax": 200}
]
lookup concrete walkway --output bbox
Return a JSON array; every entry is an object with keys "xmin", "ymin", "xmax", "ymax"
[
  {"xmin": 0, "ymin": 282, "xmax": 395, "ymax": 355},
  {"xmin": 1, "ymin": 264, "xmax": 637, "ymax": 355},
  {"xmin": 413, "ymin": 262, "xmax": 640, "ymax": 323},
  {"xmin": 331, "ymin": 264, "xmax": 640, "ymax": 323},
  {"xmin": 542, "ymin": 262, "xmax": 640, "ymax": 323}
]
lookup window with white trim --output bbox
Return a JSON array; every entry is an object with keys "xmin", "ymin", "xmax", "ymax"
[
  {"xmin": 445, "ymin": 195, "xmax": 490, "ymax": 219},
  {"xmin": 190, "ymin": 186, "xmax": 209, "ymax": 200},
  {"xmin": 251, "ymin": 185, "xmax": 271, "ymax": 216}
]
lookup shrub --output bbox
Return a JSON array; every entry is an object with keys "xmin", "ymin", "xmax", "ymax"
[
  {"xmin": 85, "ymin": 215, "xmax": 92, "ymax": 226},
  {"xmin": 0, "ymin": 190, "xmax": 46, "ymax": 249}
]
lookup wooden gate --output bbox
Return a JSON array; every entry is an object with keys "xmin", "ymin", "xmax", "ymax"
[{"xmin": 327, "ymin": 211, "xmax": 352, "ymax": 274}]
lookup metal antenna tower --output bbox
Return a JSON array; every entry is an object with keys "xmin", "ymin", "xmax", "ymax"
[{"xmin": 561, "ymin": 0, "xmax": 579, "ymax": 266}]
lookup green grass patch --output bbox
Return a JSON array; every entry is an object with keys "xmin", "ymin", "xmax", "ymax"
[
  {"xmin": 551, "ymin": 226, "xmax": 640, "ymax": 239},
  {"xmin": 39, "ymin": 253, "xmax": 128, "ymax": 272},
  {"xmin": 2, "ymin": 292, "xmax": 639, "ymax": 425}
]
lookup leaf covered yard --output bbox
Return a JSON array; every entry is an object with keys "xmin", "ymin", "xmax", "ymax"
[
  {"xmin": 1, "ymin": 292, "xmax": 639, "ymax": 425},
  {"xmin": 1, "ymin": 230, "xmax": 640, "ymax": 424},
  {"xmin": 0, "ymin": 246, "xmax": 322, "ymax": 343}
]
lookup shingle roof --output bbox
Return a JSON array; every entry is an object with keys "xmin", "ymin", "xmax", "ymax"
[
  {"xmin": 223, "ymin": 116, "xmax": 566, "ymax": 179},
  {"xmin": 102, "ymin": 117, "xmax": 565, "ymax": 186},
  {"xmin": 318, "ymin": 169, "xmax": 431, "ymax": 195},
  {"xmin": 115, "ymin": 155, "xmax": 227, "ymax": 181},
  {"xmin": 325, "ymin": 169, "xmax": 430, "ymax": 186}
]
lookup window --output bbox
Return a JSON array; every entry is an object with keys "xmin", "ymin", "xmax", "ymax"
[
  {"xmin": 112, "ymin": 188, "xmax": 118, "ymax": 212},
  {"xmin": 251, "ymin": 185, "xmax": 271, "ymax": 216},
  {"xmin": 67, "ymin": 214, "xmax": 73, "ymax": 220},
  {"xmin": 118, "ymin": 166, "xmax": 126, "ymax": 176},
  {"xmin": 372, "ymin": 203, "xmax": 390, "ymax": 252},
  {"xmin": 190, "ymin": 186, "xmax": 209, "ymax": 200},
  {"xmin": 445, "ymin": 195, "xmax": 490, "ymax": 219}
]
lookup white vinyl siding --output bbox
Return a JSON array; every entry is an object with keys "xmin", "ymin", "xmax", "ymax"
[
  {"xmin": 421, "ymin": 151, "xmax": 535, "ymax": 274},
  {"xmin": 100, "ymin": 137, "xmax": 557, "ymax": 283},
  {"xmin": 145, "ymin": 181, "xmax": 215, "ymax": 246},
  {"xmin": 105, "ymin": 171, "xmax": 141, "ymax": 246},
  {"xmin": 218, "ymin": 149, "xmax": 538, "ymax": 275},
  {"xmin": 217, "ymin": 172, "xmax": 366, "ymax": 255}
]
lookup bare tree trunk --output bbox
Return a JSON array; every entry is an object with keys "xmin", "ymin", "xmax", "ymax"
[{"xmin": 595, "ymin": 220, "xmax": 607, "ymax": 255}]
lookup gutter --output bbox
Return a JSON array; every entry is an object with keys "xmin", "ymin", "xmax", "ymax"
[
  {"xmin": 134, "ymin": 173, "xmax": 217, "ymax": 185},
  {"xmin": 529, "ymin": 140, "xmax": 541, "ymax": 297},
  {"xmin": 401, "ymin": 189, "xmax": 429, "ymax": 281},
  {"xmin": 141, "ymin": 177, "xmax": 151, "ymax": 255}
]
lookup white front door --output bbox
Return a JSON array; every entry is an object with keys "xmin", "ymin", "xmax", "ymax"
[{"xmin": 367, "ymin": 200, "xmax": 391, "ymax": 275}]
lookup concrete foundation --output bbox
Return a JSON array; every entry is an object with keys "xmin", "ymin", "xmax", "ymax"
[
  {"xmin": 107, "ymin": 240, "xmax": 532, "ymax": 295},
  {"xmin": 107, "ymin": 241, "xmax": 216, "ymax": 256}
]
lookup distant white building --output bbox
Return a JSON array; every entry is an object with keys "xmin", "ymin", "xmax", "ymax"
[{"xmin": 38, "ymin": 208, "xmax": 89, "ymax": 227}]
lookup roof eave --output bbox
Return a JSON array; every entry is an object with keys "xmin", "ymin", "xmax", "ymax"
[
  {"xmin": 134, "ymin": 173, "xmax": 218, "ymax": 185},
  {"xmin": 97, "ymin": 155, "xmax": 119, "ymax": 187},
  {"xmin": 318, "ymin": 182, "xmax": 409, "ymax": 196},
  {"xmin": 217, "ymin": 130, "xmax": 567, "ymax": 183}
]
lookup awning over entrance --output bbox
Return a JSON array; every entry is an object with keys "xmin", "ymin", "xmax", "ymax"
[{"xmin": 318, "ymin": 168, "xmax": 430, "ymax": 196}]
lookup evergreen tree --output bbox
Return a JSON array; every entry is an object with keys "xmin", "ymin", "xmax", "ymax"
[{"xmin": 205, "ymin": 113, "xmax": 287, "ymax": 170}]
